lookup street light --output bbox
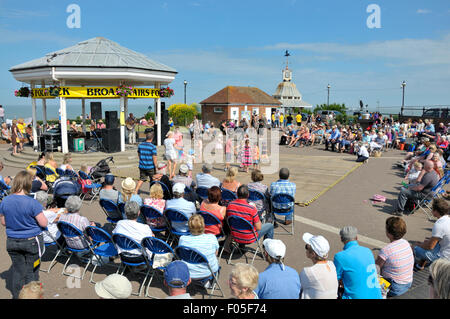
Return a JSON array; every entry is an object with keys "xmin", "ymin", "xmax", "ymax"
[
  {"xmin": 401, "ymin": 81, "xmax": 406, "ymax": 115},
  {"xmin": 184, "ymin": 80, "xmax": 187, "ymax": 104},
  {"xmin": 327, "ymin": 84, "xmax": 331, "ymax": 106}
]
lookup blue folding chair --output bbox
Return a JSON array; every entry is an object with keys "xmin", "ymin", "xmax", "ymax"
[
  {"xmin": 56, "ymin": 168, "xmax": 66, "ymax": 177},
  {"xmin": 226, "ymin": 215, "xmax": 264, "ymax": 265},
  {"xmin": 220, "ymin": 188, "xmax": 237, "ymax": 206},
  {"xmin": 141, "ymin": 205, "xmax": 169, "ymax": 236},
  {"xmin": 411, "ymin": 173, "xmax": 448, "ymax": 220},
  {"xmin": 271, "ymin": 193, "xmax": 295, "ymax": 235},
  {"xmin": 65, "ymin": 169, "xmax": 79, "ymax": 180},
  {"xmin": 40, "ymin": 228, "xmax": 66, "ymax": 273},
  {"xmin": 44, "ymin": 166, "xmax": 58, "ymax": 184},
  {"xmin": 164, "ymin": 208, "xmax": 191, "ymax": 246},
  {"xmin": 99, "ymin": 198, "xmax": 123, "ymax": 224},
  {"xmin": 248, "ymin": 189, "xmax": 269, "ymax": 221},
  {"xmin": 57, "ymin": 221, "xmax": 92, "ymax": 280},
  {"xmin": 196, "ymin": 186, "xmax": 209, "ymax": 201},
  {"xmin": 198, "ymin": 210, "xmax": 225, "ymax": 263},
  {"xmin": 112, "ymin": 233, "xmax": 152, "ymax": 296},
  {"xmin": 84, "ymin": 226, "xmax": 119, "ymax": 284},
  {"xmin": 141, "ymin": 237, "xmax": 175, "ymax": 298},
  {"xmin": 78, "ymin": 170, "xmax": 102, "ymax": 204},
  {"xmin": 174, "ymin": 245, "xmax": 224, "ymax": 298}
]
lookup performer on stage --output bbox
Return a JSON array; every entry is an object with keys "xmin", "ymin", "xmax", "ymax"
[{"xmin": 126, "ymin": 113, "xmax": 137, "ymax": 145}]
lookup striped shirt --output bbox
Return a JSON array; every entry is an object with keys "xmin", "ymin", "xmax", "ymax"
[
  {"xmin": 378, "ymin": 239, "xmax": 414, "ymax": 284},
  {"xmin": 226, "ymin": 199, "xmax": 260, "ymax": 244},
  {"xmin": 58, "ymin": 213, "xmax": 90, "ymax": 250},
  {"xmin": 138, "ymin": 141, "xmax": 157, "ymax": 170}
]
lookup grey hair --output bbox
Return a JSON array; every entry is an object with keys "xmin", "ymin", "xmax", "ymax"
[
  {"xmin": 202, "ymin": 163, "xmax": 212, "ymax": 173},
  {"xmin": 65, "ymin": 195, "xmax": 83, "ymax": 213},
  {"xmin": 340, "ymin": 226, "xmax": 358, "ymax": 243},
  {"xmin": 35, "ymin": 191, "xmax": 48, "ymax": 207},
  {"xmin": 124, "ymin": 201, "xmax": 140, "ymax": 220},
  {"xmin": 429, "ymin": 258, "xmax": 450, "ymax": 299}
]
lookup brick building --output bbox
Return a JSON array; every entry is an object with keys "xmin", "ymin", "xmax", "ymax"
[{"xmin": 200, "ymin": 86, "xmax": 282, "ymax": 125}]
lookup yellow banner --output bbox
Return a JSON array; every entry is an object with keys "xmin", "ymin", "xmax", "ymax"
[{"xmin": 31, "ymin": 87, "xmax": 161, "ymax": 99}]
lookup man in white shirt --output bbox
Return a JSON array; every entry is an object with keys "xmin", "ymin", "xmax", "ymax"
[
  {"xmin": 113, "ymin": 201, "xmax": 153, "ymax": 256},
  {"xmin": 414, "ymin": 198, "xmax": 450, "ymax": 269},
  {"xmin": 356, "ymin": 142, "xmax": 369, "ymax": 162},
  {"xmin": 165, "ymin": 183, "xmax": 196, "ymax": 233}
]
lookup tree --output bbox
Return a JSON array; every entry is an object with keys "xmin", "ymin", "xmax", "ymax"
[
  {"xmin": 168, "ymin": 103, "xmax": 199, "ymax": 126},
  {"xmin": 313, "ymin": 103, "xmax": 347, "ymax": 114}
]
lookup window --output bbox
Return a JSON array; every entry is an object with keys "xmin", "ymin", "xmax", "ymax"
[{"xmin": 213, "ymin": 107, "xmax": 224, "ymax": 113}]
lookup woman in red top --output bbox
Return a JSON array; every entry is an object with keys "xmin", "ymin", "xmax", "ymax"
[{"xmin": 199, "ymin": 186, "xmax": 226, "ymax": 236}]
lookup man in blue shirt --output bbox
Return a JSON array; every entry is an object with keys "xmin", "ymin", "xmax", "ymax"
[
  {"xmin": 333, "ymin": 226, "xmax": 382, "ymax": 299},
  {"xmin": 325, "ymin": 126, "xmax": 340, "ymax": 152},
  {"xmin": 135, "ymin": 132, "xmax": 158, "ymax": 194},
  {"xmin": 165, "ymin": 183, "xmax": 196, "ymax": 233},
  {"xmin": 196, "ymin": 163, "xmax": 220, "ymax": 189},
  {"xmin": 255, "ymin": 238, "xmax": 301, "ymax": 299}
]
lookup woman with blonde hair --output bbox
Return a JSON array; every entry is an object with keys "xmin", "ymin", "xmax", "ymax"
[
  {"xmin": 43, "ymin": 152, "xmax": 58, "ymax": 183},
  {"xmin": 11, "ymin": 119, "xmax": 22, "ymax": 154},
  {"xmin": 60, "ymin": 153, "xmax": 74, "ymax": 171},
  {"xmin": 429, "ymin": 258, "xmax": 450, "ymax": 299},
  {"xmin": 143, "ymin": 182, "xmax": 166, "ymax": 228},
  {"xmin": 178, "ymin": 214, "xmax": 219, "ymax": 280},
  {"xmin": 221, "ymin": 166, "xmax": 240, "ymax": 193},
  {"xmin": 27, "ymin": 167, "xmax": 48, "ymax": 193},
  {"xmin": 119, "ymin": 177, "xmax": 142, "ymax": 207},
  {"xmin": 229, "ymin": 263, "xmax": 259, "ymax": 299}
]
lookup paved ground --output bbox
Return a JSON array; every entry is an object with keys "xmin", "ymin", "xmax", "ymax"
[{"xmin": 0, "ymin": 138, "xmax": 436, "ymax": 299}]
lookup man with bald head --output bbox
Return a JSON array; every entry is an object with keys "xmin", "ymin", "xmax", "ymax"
[{"xmin": 395, "ymin": 160, "xmax": 440, "ymax": 216}]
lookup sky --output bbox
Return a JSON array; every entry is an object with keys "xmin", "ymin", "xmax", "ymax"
[{"xmin": 0, "ymin": 0, "xmax": 449, "ymax": 118}]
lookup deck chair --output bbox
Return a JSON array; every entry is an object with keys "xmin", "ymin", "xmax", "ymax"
[
  {"xmin": 56, "ymin": 221, "xmax": 92, "ymax": 280},
  {"xmin": 271, "ymin": 193, "xmax": 295, "ymax": 235},
  {"xmin": 198, "ymin": 210, "xmax": 226, "ymax": 263},
  {"xmin": 226, "ymin": 215, "xmax": 264, "ymax": 265},
  {"xmin": 141, "ymin": 237, "xmax": 175, "ymax": 298},
  {"xmin": 174, "ymin": 245, "xmax": 224, "ymax": 298},
  {"xmin": 164, "ymin": 208, "xmax": 191, "ymax": 246},
  {"xmin": 99, "ymin": 198, "xmax": 123, "ymax": 224},
  {"xmin": 220, "ymin": 188, "xmax": 237, "ymax": 206},
  {"xmin": 84, "ymin": 226, "xmax": 119, "ymax": 284},
  {"xmin": 112, "ymin": 233, "xmax": 152, "ymax": 297},
  {"xmin": 411, "ymin": 173, "xmax": 448, "ymax": 220}
]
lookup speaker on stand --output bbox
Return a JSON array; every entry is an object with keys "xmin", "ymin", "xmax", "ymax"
[
  {"xmin": 91, "ymin": 102, "xmax": 102, "ymax": 121},
  {"xmin": 105, "ymin": 111, "xmax": 119, "ymax": 129},
  {"xmin": 102, "ymin": 128, "xmax": 121, "ymax": 153}
]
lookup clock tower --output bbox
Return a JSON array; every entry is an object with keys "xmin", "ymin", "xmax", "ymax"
[{"xmin": 283, "ymin": 50, "xmax": 292, "ymax": 82}]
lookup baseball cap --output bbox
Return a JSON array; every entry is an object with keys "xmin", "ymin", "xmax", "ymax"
[
  {"xmin": 164, "ymin": 261, "xmax": 190, "ymax": 288},
  {"xmin": 172, "ymin": 182, "xmax": 185, "ymax": 194},
  {"xmin": 263, "ymin": 238, "xmax": 286, "ymax": 259},
  {"xmin": 302, "ymin": 233, "xmax": 330, "ymax": 259},
  {"xmin": 95, "ymin": 274, "xmax": 132, "ymax": 299},
  {"xmin": 179, "ymin": 164, "xmax": 189, "ymax": 174}
]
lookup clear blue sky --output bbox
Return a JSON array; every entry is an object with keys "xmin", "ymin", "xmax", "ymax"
[{"xmin": 1, "ymin": 0, "xmax": 449, "ymax": 116}]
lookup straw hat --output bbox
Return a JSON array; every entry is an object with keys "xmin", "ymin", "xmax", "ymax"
[{"xmin": 121, "ymin": 177, "xmax": 136, "ymax": 192}]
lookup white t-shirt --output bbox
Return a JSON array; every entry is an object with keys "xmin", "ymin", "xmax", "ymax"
[
  {"xmin": 299, "ymin": 261, "xmax": 339, "ymax": 299},
  {"xmin": 164, "ymin": 137, "xmax": 177, "ymax": 157},
  {"xmin": 113, "ymin": 220, "xmax": 153, "ymax": 256},
  {"xmin": 432, "ymin": 215, "xmax": 450, "ymax": 259},
  {"xmin": 43, "ymin": 209, "xmax": 63, "ymax": 243},
  {"xmin": 358, "ymin": 145, "xmax": 369, "ymax": 158}
]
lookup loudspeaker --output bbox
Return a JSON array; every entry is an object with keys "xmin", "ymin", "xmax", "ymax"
[
  {"xmin": 105, "ymin": 111, "xmax": 118, "ymax": 129},
  {"xmin": 91, "ymin": 102, "xmax": 102, "ymax": 120},
  {"xmin": 102, "ymin": 128, "xmax": 121, "ymax": 153}
]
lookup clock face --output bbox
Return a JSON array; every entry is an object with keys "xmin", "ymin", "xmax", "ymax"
[{"xmin": 284, "ymin": 71, "xmax": 291, "ymax": 79}]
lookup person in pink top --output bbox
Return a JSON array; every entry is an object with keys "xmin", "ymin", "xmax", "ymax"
[
  {"xmin": 173, "ymin": 126, "xmax": 184, "ymax": 160},
  {"xmin": 375, "ymin": 217, "xmax": 414, "ymax": 297},
  {"xmin": 143, "ymin": 183, "xmax": 166, "ymax": 228}
]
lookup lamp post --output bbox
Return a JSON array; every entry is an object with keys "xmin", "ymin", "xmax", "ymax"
[
  {"xmin": 401, "ymin": 81, "xmax": 406, "ymax": 116},
  {"xmin": 184, "ymin": 80, "xmax": 187, "ymax": 104},
  {"xmin": 327, "ymin": 84, "xmax": 331, "ymax": 107}
]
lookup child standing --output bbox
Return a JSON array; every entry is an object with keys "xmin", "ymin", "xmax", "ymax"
[
  {"xmin": 241, "ymin": 139, "xmax": 253, "ymax": 173},
  {"xmin": 253, "ymin": 143, "xmax": 260, "ymax": 170},
  {"xmin": 185, "ymin": 149, "xmax": 195, "ymax": 178},
  {"xmin": 225, "ymin": 136, "xmax": 233, "ymax": 171}
]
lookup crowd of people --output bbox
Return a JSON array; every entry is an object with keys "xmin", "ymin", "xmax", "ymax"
[{"xmin": 0, "ymin": 111, "xmax": 449, "ymax": 300}]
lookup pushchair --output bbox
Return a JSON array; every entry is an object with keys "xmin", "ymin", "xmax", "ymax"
[{"xmin": 89, "ymin": 156, "xmax": 114, "ymax": 181}]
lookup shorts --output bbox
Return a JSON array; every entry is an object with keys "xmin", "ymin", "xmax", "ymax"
[
  {"xmin": 225, "ymin": 152, "xmax": 232, "ymax": 163},
  {"xmin": 139, "ymin": 168, "xmax": 155, "ymax": 182}
]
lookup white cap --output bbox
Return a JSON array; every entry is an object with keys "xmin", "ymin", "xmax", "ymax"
[
  {"xmin": 302, "ymin": 233, "xmax": 330, "ymax": 259},
  {"xmin": 179, "ymin": 164, "xmax": 189, "ymax": 174},
  {"xmin": 263, "ymin": 238, "xmax": 286, "ymax": 259},
  {"xmin": 172, "ymin": 182, "xmax": 185, "ymax": 194},
  {"xmin": 95, "ymin": 274, "xmax": 132, "ymax": 299}
]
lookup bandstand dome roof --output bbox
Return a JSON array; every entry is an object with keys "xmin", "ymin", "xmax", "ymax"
[{"xmin": 9, "ymin": 37, "xmax": 177, "ymax": 86}]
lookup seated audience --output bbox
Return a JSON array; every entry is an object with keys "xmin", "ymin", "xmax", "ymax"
[
  {"xmin": 27, "ymin": 167, "xmax": 48, "ymax": 193},
  {"xmin": 35, "ymin": 191, "xmax": 65, "ymax": 245},
  {"xmin": 196, "ymin": 163, "xmax": 220, "ymax": 189},
  {"xmin": 99, "ymin": 174, "xmax": 119, "ymax": 204},
  {"xmin": 375, "ymin": 217, "xmax": 414, "ymax": 297},
  {"xmin": 333, "ymin": 226, "xmax": 382, "ymax": 299},
  {"xmin": 199, "ymin": 186, "xmax": 226, "ymax": 236},
  {"xmin": 404, "ymin": 161, "xmax": 422, "ymax": 184},
  {"xmin": 221, "ymin": 167, "xmax": 240, "ymax": 193},
  {"xmin": 428, "ymin": 258, "xmax": 450, "ymax": 299},
  {"xmin": 0, "ymin": 161, "xmax": 12, "ymax": 189},
  {"xmin": 152, "ymin": 162, "xmax": 173, "ymax": 199},
  {"xmin": 143, "ymin": 183, "xmax": 167, "ymax": 228},
  {"xmin": 178, "ymin": 214, "xmax": 220, "ymax": 281},
  {"xmin": 229, "ymin": 263, "xmax": 259, "ymax": 299},
  {"xmin": 171, "ymin": 164, "xmax": 195, "ymax": 190},
  {"xmin": 95, "ymin": 274, "xmax": 132, "ymax": 299},
  {"xmin": 59, "ymin": 153, "xmax": 74, "ymax": 172},
  {"xmin": 413, "ymin": 198, "xmax": 450, "ymax": 270},
  {"xmin": 255, "ymin": 238, "xmax": 301, "ymax": 299},
  {"xmin": 119, "ymin": 177, "xmax": 143, "ymax": 207},
  {"xmin": 247, "ymin": 169, "xmax": 271, "ymax": 222},
  {"xmin": 325, "ymin": 126, "xmax": 340, "ymax": 152},
  {"xmin": 300, "ymin": 233, "xmax": 338, "ymax": 299}
]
